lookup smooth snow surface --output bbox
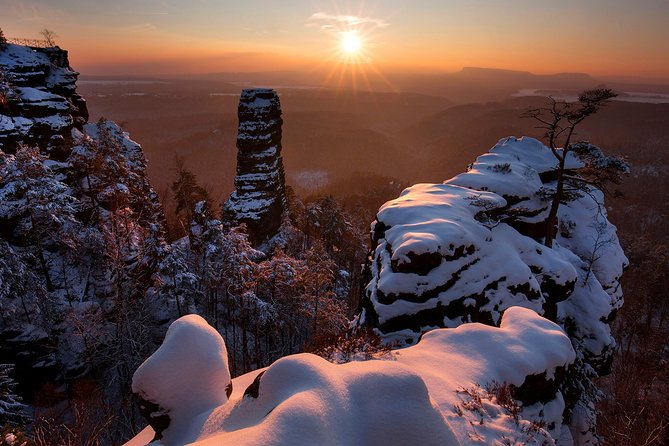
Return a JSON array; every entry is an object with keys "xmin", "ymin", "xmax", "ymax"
[
  {"xmin": 127, "ymin": 307, "xmax": 574, "ymax": 446},
  {"xmin": 131, "ymin": 314, "xmax": 231, "ymax": 443}
]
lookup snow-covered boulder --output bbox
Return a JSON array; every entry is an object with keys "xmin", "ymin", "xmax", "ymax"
[
  {"xmin": 127, "ymin": 306, "xmax": 575, "ymax": 446},
  {"xmin": 132, "ymin": 314, "xmax": 232, "ymax": 443}
]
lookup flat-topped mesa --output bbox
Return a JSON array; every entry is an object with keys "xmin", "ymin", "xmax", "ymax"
[
  {"xmin": 0, "ymin": 44, "xmax": 89, "ymax": 157},
  {"xmin": 223, "ymin": 88, "xmax": 287, "ymax": 245}
]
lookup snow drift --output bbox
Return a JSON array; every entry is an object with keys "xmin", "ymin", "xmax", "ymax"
[
  {"xmin": 128, "ymin": 307, "xmax": 574, "ymax": 446},
  {"xmin": 132, "ymin": 314, "xmax": 232, "ymax": 442}
]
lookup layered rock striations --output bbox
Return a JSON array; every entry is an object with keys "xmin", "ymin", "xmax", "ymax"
[
  {"xmin": 0, "ymin": 44, "xmax": 88, "ymax": 155},
  {"xmin": 223, "ymin": 88, "xmax": 287, "ymax": 244},
  {"xmin": 358, "ymin": 136, "xmax": 627, "ymax": 444}
]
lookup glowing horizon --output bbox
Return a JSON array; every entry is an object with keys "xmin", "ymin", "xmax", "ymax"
[{"xmin": 1, "ymin": 0, "xmax": 668, "ymax": 81}]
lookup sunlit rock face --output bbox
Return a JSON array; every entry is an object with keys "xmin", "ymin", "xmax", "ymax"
[
  {"xmin": 223, "ymin": 88, "xmax": 287, "ymax": 245},
  {"xmin": 0, "ymin": 44, "xmax": 88, "ymax": 156}
]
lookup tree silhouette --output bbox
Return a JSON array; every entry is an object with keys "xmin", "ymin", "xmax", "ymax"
[
  {"xmin": 39, "ymin": 28, "xmax": 57, "ymax": 47},
  {"xmin": 522, "ymin": 88, "xmax": 624, "ymax": 247},
  {"xmin": 171, "ymin": 156, "xmax": 210, "ymax": 234}
]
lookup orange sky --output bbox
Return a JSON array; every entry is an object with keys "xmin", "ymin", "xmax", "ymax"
[{"xmin": 2, "ymin": 0, "xmax": 669, "ymax": 81}]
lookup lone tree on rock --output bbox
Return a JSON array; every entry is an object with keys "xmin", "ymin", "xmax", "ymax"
[
  {"xmin": 0, "ymin": 27, "xmax": 7, "ymax": 47},
  {"xmin": 522, "ymin": 88, "xmax": 627, "ymax": 247},
  {"xmin": 39, "ymin": 28, "xmax": 57, "ymax": 47}
]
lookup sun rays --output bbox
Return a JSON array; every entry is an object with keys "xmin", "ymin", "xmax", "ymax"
[
  {"xmin": 306, "ymin": 8, "xmax": 395, "ymax": 92},
  {"xmin": 340, "ymin": 30, "xmax": 363, "ymax": 57}
]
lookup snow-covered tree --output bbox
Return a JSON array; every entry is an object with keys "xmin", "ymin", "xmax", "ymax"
[
  {"xmin": 0, "ymin": 146, "xmax": 79, "ymax": 291},
  {"xmin": 253, "ymin": 248, "xmax": 307, "ymax": 360},
  {"xmin": 159, "ymin": 241, "xmax": 200, "ymax": 317},
  {"xmin": 70, "ymin": 119, "xmax": 162, "ymax": 226},
  {"xmin": 0, "ymin": 364, "xmax": 27, "ymax": 426},
  {"xmin": 0, "ymin": 240, "xmax": 41, "ymax": 325},
  {"xmin": 305, "ymin": 196, "xmax": 348, "ymax": 251}
]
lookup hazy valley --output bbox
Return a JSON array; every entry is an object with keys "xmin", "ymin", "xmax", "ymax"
[{"xmin": 79, "ymin": 69, "xmax": 669, "ymax": 222}]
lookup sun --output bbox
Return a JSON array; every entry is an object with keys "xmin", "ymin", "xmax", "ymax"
[{"xmin": 340, "ymin": 31, "xmax": 362, "ymax": 56}]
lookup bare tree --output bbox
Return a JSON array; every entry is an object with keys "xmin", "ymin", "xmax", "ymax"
[
  {"xmin": 522, "ymin": 88, "xmax": 618, "ymax": 247},
  {"xmin": 39, "ymin": 28, "xmax": 57, "ymax": 47}
]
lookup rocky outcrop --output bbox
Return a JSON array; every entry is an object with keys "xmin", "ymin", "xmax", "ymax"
[
  {"xmin": 0, "ymin": 43, "xmax": 165, "ymax": 407},
  {"xmin": 223, "ymin": 88, "xmax": 287, "ymax": 245},
  {"xmin": 0, "ymin": 44, "xmax": 88, "ymax": 155},
  {"xmin": 132, "ymin": 315, "xmax": 232, "ymax": 444},
  {"xmin": 358, "ymin": 136, "xmax": 627, "ymax": 443}
]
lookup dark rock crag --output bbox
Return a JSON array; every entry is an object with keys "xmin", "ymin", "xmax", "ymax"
[
  {"xmin": 0, "ymin": 44, "xmax": 88, "ymax": 156},
  {"xmin": 223, "ymin": 88, "xmax": 287, "ymax": 245}
]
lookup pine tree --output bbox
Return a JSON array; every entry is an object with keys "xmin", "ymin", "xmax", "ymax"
[
  {"xmin": 0, "ymin": 146, "xmax": 79, "ymax": 292},
  {"xmin": 0, "ymin": 364, "xmax": 27, "ymax": 426},
  {"xmin": 171, "ymin": 156, "xmax": 209, "ymax": 234},
  {"xmin": 522, "ymin": 88, "xmax": 626, "ymax": 247},
  {"xmin": 0, "ymin": 240, "xmax": 40, "ymax": 325},
  {"xmin": 305, "ymin": 196, "xmax": 348, "ymax": 252}
]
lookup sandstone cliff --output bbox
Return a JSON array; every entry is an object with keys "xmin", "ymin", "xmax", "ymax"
[{"xmin": 0, "ymin": 42, "xmax": 165, "ymax": 405}]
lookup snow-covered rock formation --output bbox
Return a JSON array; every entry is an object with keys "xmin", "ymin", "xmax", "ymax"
[
  {"xmin": 0, "ymin": 42, "xmax": 166, "ymax": 409},
  {"xmin": 128, "ymin": 307, "xmax": 575, "ymax": 446},
  {"xmin": 223, "ymin": 88, "xmax": 287, "ymax": 245},
  {"xmin": 358, "ymin": 136, "xmax": 627, "ymax": 444},
  {"xmin": 0, "ymin": 44, "xmax": 88, "ymax": 154}
]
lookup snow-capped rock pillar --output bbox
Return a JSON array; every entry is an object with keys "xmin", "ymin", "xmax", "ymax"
[{"xmin": 223, "ymin": 88, "xmax": 287, "ymax": 245}]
